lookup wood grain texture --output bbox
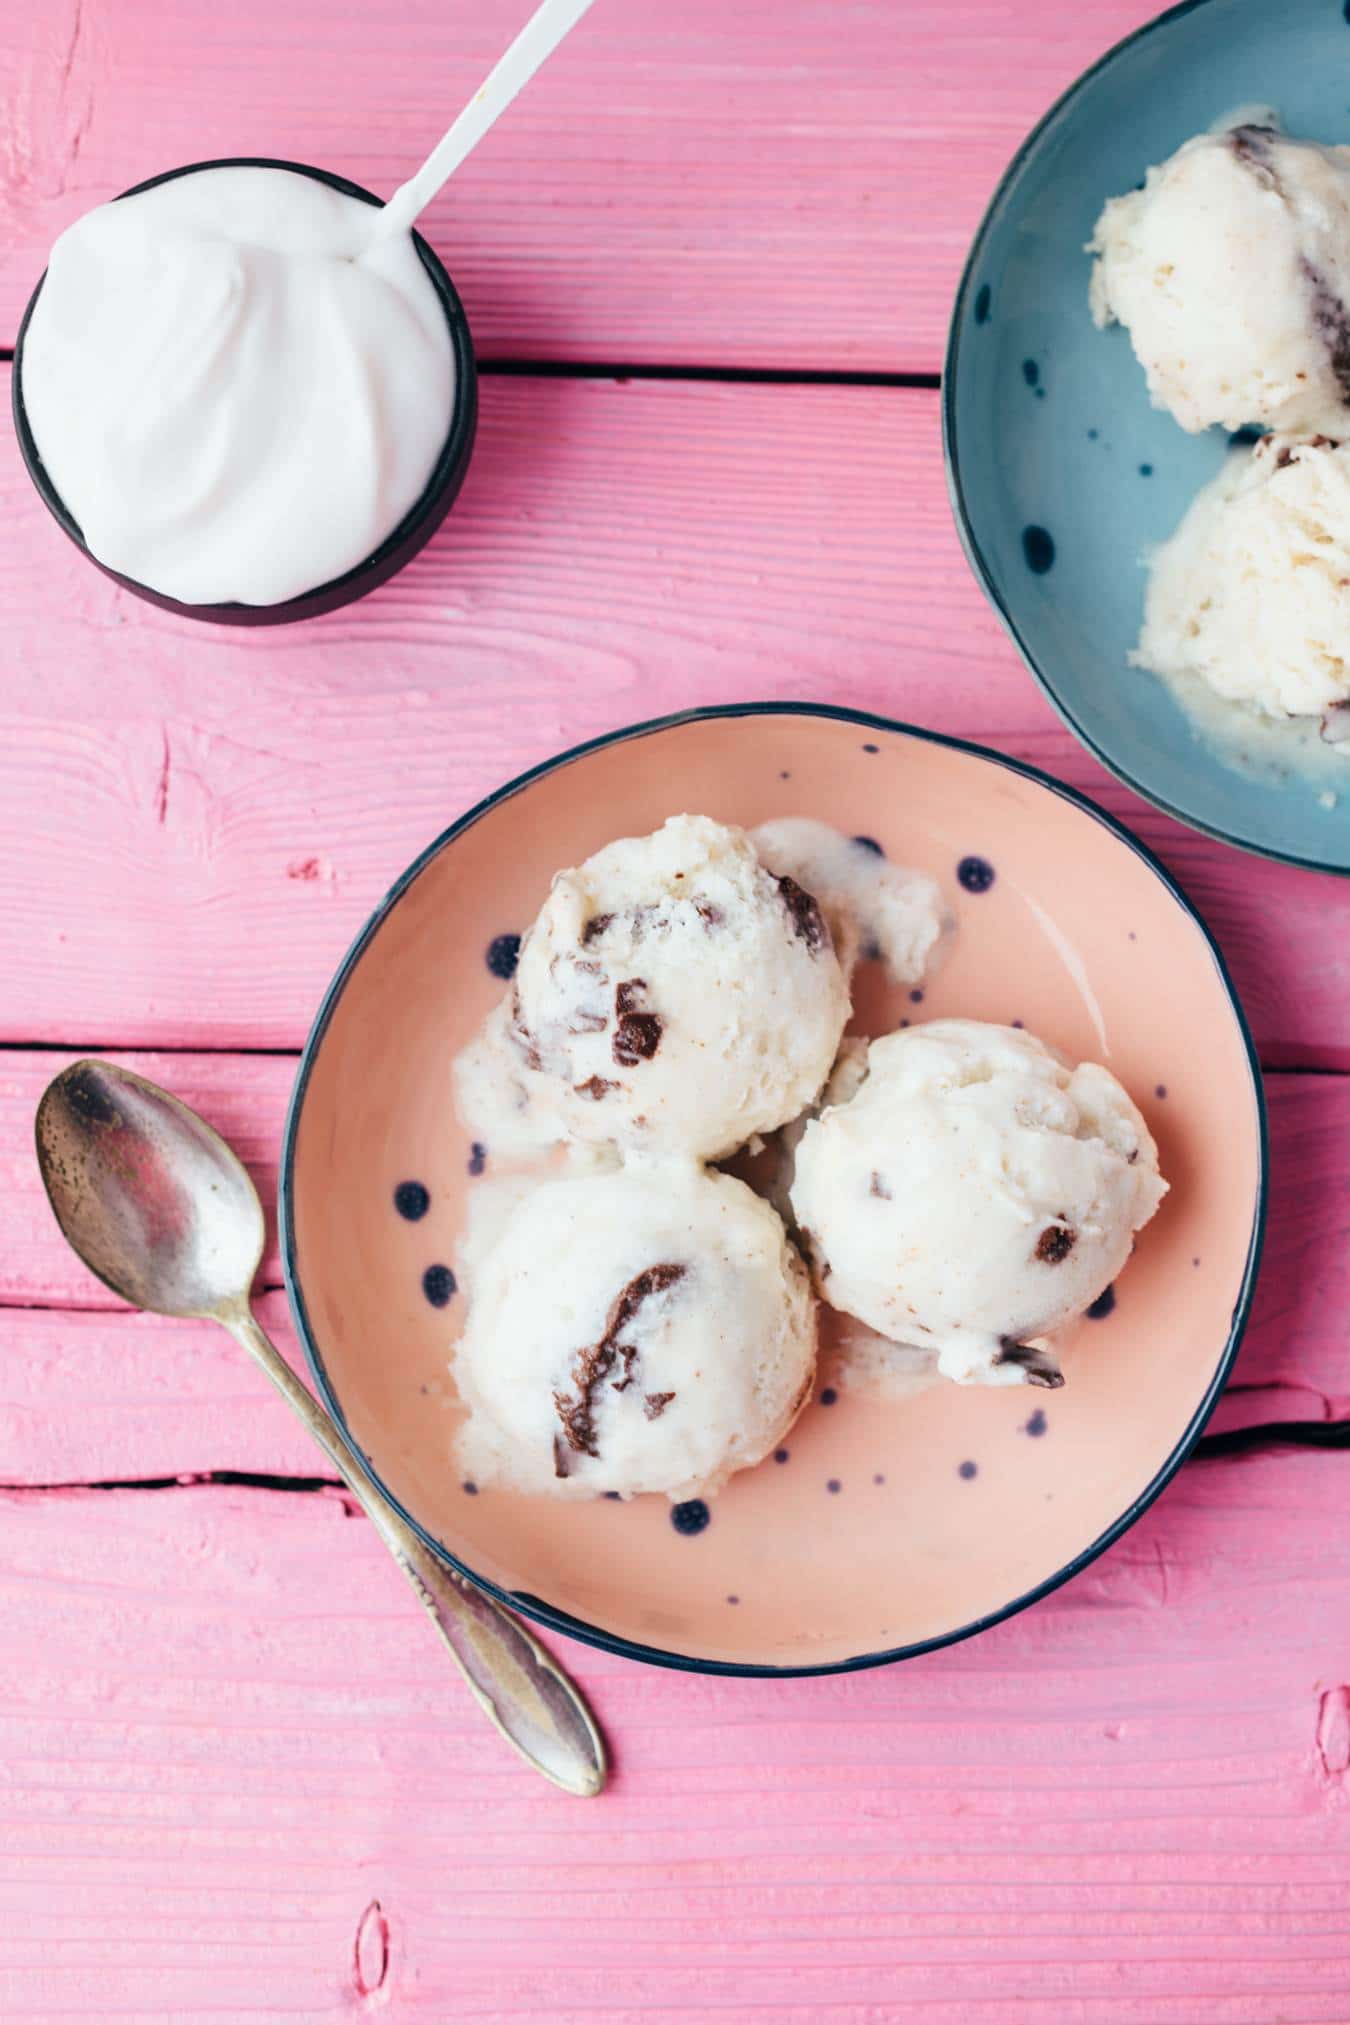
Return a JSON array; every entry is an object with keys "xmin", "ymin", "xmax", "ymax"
[
  {"xmin": 0, "ymin": 1045, "xmax": 1335, "ymax": 1476},
  {"xmin": 4, "ymin": 367, "xmax": 1349, "ymax": 1066},
  {"xmin": 0, "ymin": 0, "xmax": 1163, "ymax": 366},
  {"xmin": 5, "ymin": 8, "xmax": 1350, "ymax": 2012},
  {"xmin": 1, "ymin": 1457, "xmax": 1350, "ymax": 2022}
]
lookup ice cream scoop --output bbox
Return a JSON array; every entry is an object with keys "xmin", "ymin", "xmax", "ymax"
[
  {"xmin": 1134, "ymin": 431, "xmax": 1350, "ymax": 731},
  {"xmin": 1089, "ymin": 118, "xmax": 1350, "ymax": 436},
  {"xmin": 454, "ymin": 1163, "xmax": 816, "ymax": 1500},
  {"xmin": 789, "ymin": 1020, "xmax": 1167, "ymax": 1387},
  {"xmin": 749, "ymin": 817, "xmax": 949, "ymax": 984},
  {"xmin": 455, "ymin": 814, "xmax": 850, "ymax": 1163}
]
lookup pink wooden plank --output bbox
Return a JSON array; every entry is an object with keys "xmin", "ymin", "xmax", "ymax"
[
  {"xmin": 2, "ymin": 369, "xmax": 1347, "ymax": 1065},
  {"xmin": 0, "ymin": 0, "xmax": 1161, "ymax": 366},
  {"xmin": 0, "ymin": 1297, "xmax": 322, "ymax": 1484},
  {"xmin": 1, "ymin": 1456, "xmax": 1349, "ymax": 2021},
  {"xmin": 0, "ymin": 1047, "xmax": 1338, "ymax": 1472}
]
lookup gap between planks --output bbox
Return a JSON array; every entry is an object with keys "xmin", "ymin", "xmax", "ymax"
[
  {"xmin": 0, "ymin": 347, "xmax": 934, "ymax": 385},
  {"xmin": 479, "ymin": 361, "xmax": 943, "ymax": 389},
  {"xmin": 5, "ymin": 1420, "xmax": 1350, "ymax": 1502}
]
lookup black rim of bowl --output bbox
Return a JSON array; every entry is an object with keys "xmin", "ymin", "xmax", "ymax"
[
  {"xmin": 11, "ymin": 157, "xmax": 478, "ymax": 627},
  {"xmin": 280, "ymin": 700, "xmax": 1268, "ymax": 1679},
  {"xmin": 940, "ymin": 0, "xmax": 1350, "ymax": 878}
]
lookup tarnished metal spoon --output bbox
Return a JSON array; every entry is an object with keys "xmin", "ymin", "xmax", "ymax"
[{"xmin": 35, "ymin": 1058, "xmax": 607, "ymax": 1798}]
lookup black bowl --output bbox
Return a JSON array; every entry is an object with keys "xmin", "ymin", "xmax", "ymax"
[{"xmin": 11, "ymin": 157, "xmax": 478, "ymax": 627}]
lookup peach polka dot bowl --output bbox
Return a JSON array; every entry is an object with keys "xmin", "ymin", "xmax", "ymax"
[{"xmin": 281, "ymin": 704, "xmax": 1265, "ymax": 1675}]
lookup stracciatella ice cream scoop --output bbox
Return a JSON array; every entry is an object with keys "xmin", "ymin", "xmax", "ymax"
[
  {"xmin": 1134, "ymin": 431, "xmax": 1350, "ymax": 732},
  {"xmin": 454, "ymin": 1163, "xmax": 817, "ymax": 1500},
  {"xmin": 455, "ymin": 813, "xmax": 850, "ymax": 1163},
  {"xmin": 1089, "ymin": 119, "xmax": 1350, "ymax": 436},
  {"xmin": 789, "ymin": 1019, "xmax": 1167, "ymax": 1387}
]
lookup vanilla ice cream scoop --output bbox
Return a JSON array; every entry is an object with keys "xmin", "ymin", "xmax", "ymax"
[
  {"xmin": 750, "ymin": 818, "xmax": 950, "ymax": 984},
  {"xmin": 456, "ymin": 814, "xmax": 849, "ymax": 1163},
  {"xmin": 1089, "ymin": 119, "xmax": 1350, "ymax": 436},
  {"xmin": 1134, "ymin": 431, "xmax": 1350, "ymax": 729},
  {"xmin": 789, "ymin": 1020, "xmax": 1167, "ymax": 1387},
  {"xmin": 454, "ymin": 1164, "xmax": 816, "ymax": 1500}
]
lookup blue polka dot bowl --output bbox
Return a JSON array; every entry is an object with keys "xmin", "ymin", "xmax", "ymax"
[
  {"xmin": 944, "ymin": 0, "xmax": 1350, "ymax": 873},
  {"xmin": 281, "ymin": 704, "xmax": 1264, "ymax": 1674}
]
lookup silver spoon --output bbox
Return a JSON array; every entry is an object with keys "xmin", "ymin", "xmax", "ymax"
[{"xmin": 35, "ymin": 1058, "xmax": 607, "ymax": 1798}]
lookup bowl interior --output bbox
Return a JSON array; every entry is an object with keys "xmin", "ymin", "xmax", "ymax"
[
  {"xmin": 286, "ymin": 709, "xmax": 1262, "ymax": 1671},
  {"xmin": 947, "ymin": 0, "xmax": 1350, "ymax": 872}
]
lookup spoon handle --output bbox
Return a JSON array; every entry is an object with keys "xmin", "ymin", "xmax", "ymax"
[{"xmin": 222, "ymin": 1305, "xmax": 607, "ymax": 1798}]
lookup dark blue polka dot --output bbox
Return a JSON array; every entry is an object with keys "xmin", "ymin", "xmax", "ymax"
[
  {"xmin": 394, "ymin": 1181, "xmax": 430, "ymax": 1221},
  {"xmin": 671, "ymin": 1499, "xmax": 710, "ymax": 1536},
  {"xmin": 1087, "ymin": 427, "xmax": 1099, "ymax": 440},
  {"xmin": 1024, "ymin": 1410, "xmax": 1048, "ymax": 1438},
  {"xmin": 467, "ymin": 1141, "xmax": 487, "ymax": 1177},
  {"xmin": 909, "ymin": 988, "xmax": 924, "ymax": 1004},
  {"xmin": 1022, "ymin": 358, "xmax": 1039, "ymax": 388},
  {"xmin": 852, "ymin": 834, "xmax": 884, "ymax": 856},
  {"xmin": 873, "ymin": 1473, "xmax": 885, "ymax": 1485},
  {"xmin": 462, "ymin": 1480, "xmax": 478, "ymax": 1496},
  {"xmin": 1011, "ymin": 1019, "xmax": 1024, "ymax": 1029},
  {"xmin": 1138, "ymin": 463, "xmax": 1153, "ymax": 477},
  {"xmin": 1155, "ymin": 1084, "xmax": 1168, "ymax": 1099},
  {"xmin": 485, "ymin": 933, "xmax": 521, "ymax": 980},
  {"xmin": 726, "ymin": 1594, "xmax": 740, "ymax": 1606},
  {"xmin": 1086, "ymin": 1284, "xmax": 1116, "ymax": 1321},
  {"xmin": 957, "ymin": 855, "xmax": 996, "ymax": 894},
  {"xmin": 774, "ymin": 1448, "xmax": 790, "ymax": 1464},
  {"xmin": 422, "ymin": 1263, "xmax": 457, "ymax": 1308},
  {"xmin": 780, "ymin": 770, "xmax": 791, "ymax": 780},
  {"xmin": 1022, "ymin": 525, "xmax": 1055, "ymax": 575},
  {"xmin": 974, "ymin": 283, "xmax": 991, "ymax": 325},
  {"xmin": 604, "ymin": 1490, "xmax": 622, "ymax": 1501},
  {"xmin": 827, "ymin": 1479, "xmax": 842, "ymax": 1495},
  {"xmin": 862, "ymin": 743, "xmax": 880, "ymax": 754},
  {"xmin": 958, "ymin": 1459, "xmax": 978, "ymax": 1481},
  {"xmin": 820, "ymin": 1387, "xmax": 837, "ymax": 1406}
]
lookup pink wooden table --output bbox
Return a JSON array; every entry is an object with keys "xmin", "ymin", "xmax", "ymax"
[{"xmin": 4, "ymin": 3, "xmax": 1350, "ymax": 2017}]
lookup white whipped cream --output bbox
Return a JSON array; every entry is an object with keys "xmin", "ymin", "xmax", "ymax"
[{"xmin": 20, "ymin": 165, "xmax": 456, "ymax": 606}]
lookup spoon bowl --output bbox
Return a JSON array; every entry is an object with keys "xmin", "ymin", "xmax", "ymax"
[{"xmin": 36, "ymin": 1060, "xmax": 264, "ymax": 1317}]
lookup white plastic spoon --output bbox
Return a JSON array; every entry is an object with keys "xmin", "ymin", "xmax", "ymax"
[{"xmin": 372, "ymin": 0, "xmax": 598, "ymax": 244}]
